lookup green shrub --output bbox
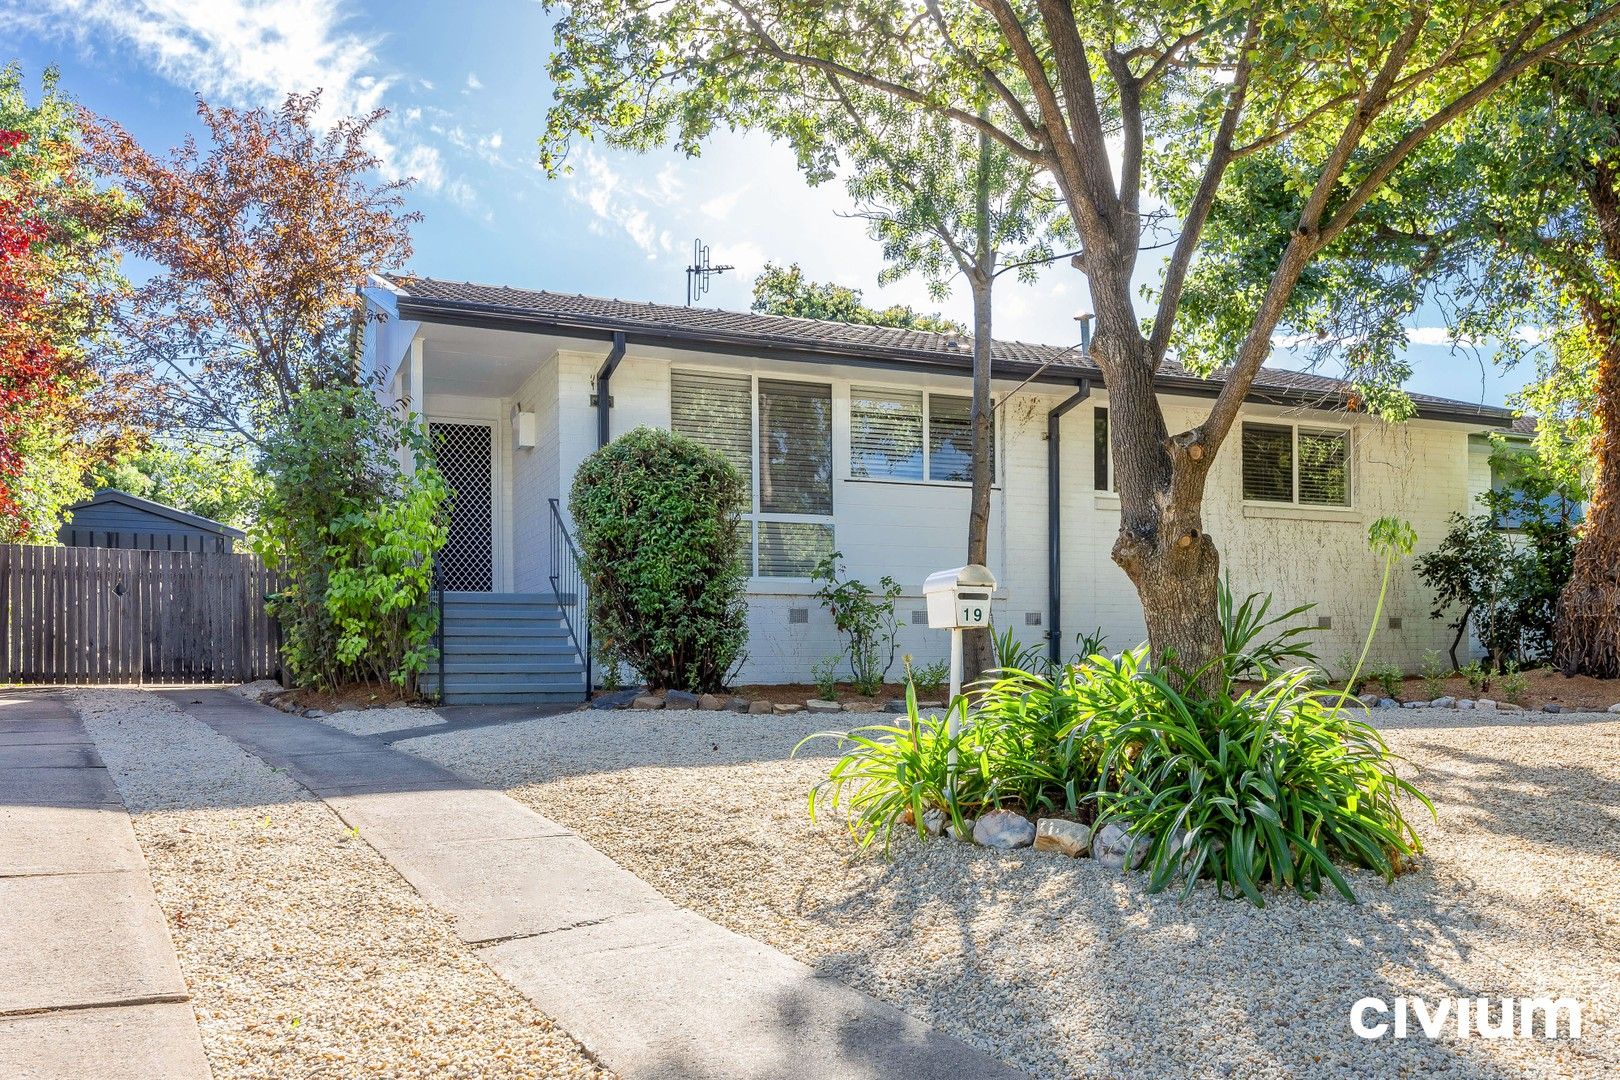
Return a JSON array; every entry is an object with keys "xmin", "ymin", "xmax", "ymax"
[
  {"xmin": 903, "ymin": 655, "xmax": 950, "ymax": 697},
  {"xmin": 1461, "ymin": 659, "xmax": 1491, "ymax": 695},
  {"xmin": 255, "ymin": 386, "xmax": 447, "ymax": 690},
  {"xmin": 571, "ymin": 427, "xmax": 747, "ymax": 692},
  {"xmin": 1370, "ymin": 664, "xmax": 1404, "ymax": 700},
  {"xmin": 1219, "ymin": 582, "xmax": 1317, "ymax": 680},
  {"xmin": 1420, "ymin": 650, "xmax": 1450, "ymax": 700},
  {"xmin": 811, "ymin": 655, "xmax": 841, "ymax": 701},
  {"xmin": 1093, "ymin": 668, "xmax": 1432, "ymax": 905},
  {"xmin": 811, "ymin": 552, "xmax": 901, "ymax": 696},
  {"xmin": 1499, "ymin": 661, "xmax": 1529, "ymax": 704}
]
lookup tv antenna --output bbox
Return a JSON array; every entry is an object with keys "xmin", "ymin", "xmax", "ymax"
[{"xmin": 685, "ymin": 238, "xmax": 733, "ymax": 306}]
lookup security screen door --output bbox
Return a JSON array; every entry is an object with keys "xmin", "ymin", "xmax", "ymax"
[{"xmin": 430, "ymin": 421, "xmax": 494, "ymax": 591}]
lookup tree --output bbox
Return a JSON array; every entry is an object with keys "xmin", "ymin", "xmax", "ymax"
[
  {"xmin": 91, "ymin": 436, "xmax": 264, "ymax": 531},
  {"xmin": 1198, "ymin": 36, "xmax": 1620, "ymax": 675},
  {"xmin": 540, "ymin": 1, "xmax": 1620, "ymax": 687},
  {"xmin": 85, "ymin": 91, "xmax": 419, "ymax": 440},
  {"xmin": 751, "ymin": 262, "xmax": 964, "ymax": 333},
  {"xmin": 0, "ymin": 65, "xmax": 135, "ymax": 543}
]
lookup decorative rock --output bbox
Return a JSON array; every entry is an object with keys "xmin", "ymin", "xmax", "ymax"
[
  {"xmin": 773, "ymin": 703, "xmax": 804, "ymax": 715},
  {"xmin": 1499, "ymin": 703, "xmax": 1523, "ymax": 712},
  {"xmin": 1033, "ymin": 818, "xmax": 1089, "ymax": 858},
  {"xmin": 665, "ymin": 689, "xmax": 701, "ymax": 709},
  {"xmin": 304, "ymin": 709, "xmax": 328, "ymax": 719},
  {"xmin": 920, "ymin": 808, "xmax": 946, "ymax": 837},
  {"xmin": 1543, "ymin": 703, "xmax": 1563, "ymax": 714},
  {"xmin": 727, "ymin": 697, "xmax": 752, "ymax": 712},
  {"xmin": 1475, "ymin": 699, "xmax": 1497, "ymax": 711},
  {"xmin": 805, "ymin": 699, "xmax": 844, "ymax": 714},
  {"xmin": 1402, "ymin": 700, "xmax": 1428, "ymax": 709},
  {"xmin": 1457, "ymin": 699, "xmax": 1475, "ymax": 710},
  {"xmin": 589, "ymin": 688, "xmax": 643, "ymax": 711},
  {"xmin": 946, "ymin": 821, "xmax": 969, "ymax": 842},
  {"xmin": 972, "ymin": 809, "xmax": 1035, "ymax": 850},
  {"xmin": 884, "ymin": 699, "xmax": 909, "ymax": 714},
  {"xmin": 918, "ymin": 700, "xmax": 945, "ymax": 710},
  {"xmin": 631, "ymin": 695, "xmax": 664, "ymax": 710},
  {"xmin": 697, "ymin": 693, "xmax": 727, "ymax": 711},
  {"xmin": 1377, "ymin": 698, "xmax": 1398, "ymax": 709},
  {"xmin": 1359, "ymin": 693, "xmax": 1381, "ymax": 707},
  {"xmin": 1432, "ymin": 696, "xmax": 1456, "ymax": 708},
  {"xmin": 747, "ymin": 700, "xmax": 774, "ymax": 715},
  {"xmin": 1608, "ymin": 703, "xmax": 1620, "ymax": 713},
  {"xmin": 1093, "ymin": 821, "xmax": 1147, "ymax": 871}
]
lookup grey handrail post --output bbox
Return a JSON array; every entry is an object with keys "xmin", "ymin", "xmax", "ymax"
[{"xmin": 547, "ymin": 498, "xmax": 592, "ymax": 694}]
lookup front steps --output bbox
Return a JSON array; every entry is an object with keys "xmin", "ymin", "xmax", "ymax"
[{"xmin": 422, "ymin": 592, "xmax": 588, "ymax": 705}]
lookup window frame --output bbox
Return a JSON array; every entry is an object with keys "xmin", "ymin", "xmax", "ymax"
[
  {"xmin": 845, "ymin": 384, "xmax": 1000, "ymax": 488},
  {"xmin": 1239, "ymin": 420, "xmax": 1355, "ymax": 509},
  {"xmin": 671, "ymin": 368, "xmax": 836, "ymax": 581}
]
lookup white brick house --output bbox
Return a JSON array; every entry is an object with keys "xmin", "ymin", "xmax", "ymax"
[{"xmin": 360, "ymin": 273, "xmax": 1515, "ymax": 700}]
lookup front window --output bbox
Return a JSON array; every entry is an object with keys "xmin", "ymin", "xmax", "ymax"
[
  {"xmin": 849, "ymin": 387, "xmax": 993, "ymax": 483},
  {"xmin": 672, "ymin": 371, "xmax": 834, "ymax": 577},
  {"xmin": 1241, "ymin": 422, "xmax": 1352, "ymax": 507}
]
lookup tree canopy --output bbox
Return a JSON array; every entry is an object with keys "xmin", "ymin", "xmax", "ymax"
[{"xmin": 750, "ymin": 261, "xmax": 964, "ymax": 334}]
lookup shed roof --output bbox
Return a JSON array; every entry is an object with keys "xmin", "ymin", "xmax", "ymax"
[{"xmin": 64, "ymin": 489, "xmax": 246, "ymax": 540}]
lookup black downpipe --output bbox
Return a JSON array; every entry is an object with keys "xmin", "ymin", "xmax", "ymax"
[
  {"xmin": 595, "ymin": 331, "xmax": 627, "ymax": 448},
  {"xmin": 1047, "ymin": 379, "xmax": 1092, "ymax": 664}
]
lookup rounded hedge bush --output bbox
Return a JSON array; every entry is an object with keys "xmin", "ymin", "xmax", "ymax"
[{"xmin": 570, "ymin": 426, "xmax": 748, "ymax": 692}]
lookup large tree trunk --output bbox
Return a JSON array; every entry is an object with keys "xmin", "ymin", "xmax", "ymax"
[
  {"xmin": 1099, "ymin": 328, "xmax": 1226, "ymax": 691},
  {"xmin": 1554, "ymin": 314, "xmax": 1620, "ymax": 676}
]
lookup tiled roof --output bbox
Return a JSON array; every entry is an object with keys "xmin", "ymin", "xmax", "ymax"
[{"xmin": 383, "ymin": 274, "xmax": 1515, "ymax": 425}]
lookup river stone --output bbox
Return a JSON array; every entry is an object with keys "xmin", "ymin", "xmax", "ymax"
[
  {"xmin": 1432, "ymin": 696, "xmax": 1456, "ymax": 708},
  {"xmin": 665, "ymin": 690, "xmax": 701, "ymax": 709},
  {"xmin": 806, "ymin": 699, "xmax": 844, "ymax": 713},
  {"xmin": 1358, "ymin": 693, "xmax": 1381, "ymax": 707},
  {"xmin": 1457, "ymin": 699, "xmax": 1475, "ymax": 710},
  {"xmin": 1377, "ymin": 698, "xmax": 1399, "ymax": 709},
  {"xmin": 920, "ymin": 808, "xmax": 946, "ymax": 837},
  {"xmin": 1093, "ymin": 821, "xmax": 1147, "ymax": 871},
  {"xmin": 746, "ymin": 700, "xmax": 773, "ymax": 714},
  {"xmin": 304, "ymin": 709, "xmax": 328, "ymax": 719},
  {"xmin": 1499, "ymin": 703, "xmax": 1524, "ymax": 712},
  {"xmin": 1543, "ymin": 702, "xmax": 1563, "ymax": 713},
  {"xmin": 1402, "ymin": 700, "xmax": 1428, "ymax": 709},
  {"xmin": 631, "ymin": 695, "xmax": 664, "ymax": 710},
  {"xmin": 696, "ymin": 693, "xmax": 727, "ymax": 711},
  {"xmin": 727, "ymin": 697, "xmax": 751, "ymax": 712},
  {"xmin": 972, "ymin": 810, "xmax": 1035, "ymax": 850},
  {"xmin": 884, "ymin": 699, "xmax": 909, "ymax": 713},
  {"xmin": 1033, "ymin": 818, "xmax": 1089, "ymax": 857},
  {"xmin": 773, "ymin": 703, "xmax": 804, "ymax": 715},
  {"xmin": 1608, "ymin": 703, "xmax": 1620, "ymax": 713},
  {"xmin": 1475, "ymin": 699, "xmax": 1497, "ymax": 711}
]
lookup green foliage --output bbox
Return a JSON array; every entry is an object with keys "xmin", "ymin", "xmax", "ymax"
[
  {"xmin": 91, "ymin": 436, "xmax": 263, "ymax": 531},
  {"xmin": 1460, "ymin": 660, "xmax": 1491, "ymax": 696},
  {"xmin": 1218, "ymin": 581, "xmax": 1317, "ymax": 681},
  {"xmin": 902, "ymin": 654, "xmax": 949, "ymax": 698},
  {"xmin": 1094, "ymin": 668, "xmax": 1431, "ymax": 905},
  {"xmin": 1369, "ymin": 664, "xmax": 1404, "ymax": 701},
  {"xmin": 990, "ymin": 624, "xmax": 1047, "ymax": 679},
  {"xmin": 751, "ymin": 262, "xmax": 964, "ymax": 334},
  {"xmin": 811, "ymin": 655, "xmax": 841, "ymax": 702},
  {"xmin": 1420, "ymin": 650, "xmax": 1450, "ymax": 700},
  {"xmin": 811, "ymin": 551, "xmax": 901, "ymax": 697},
  {"xmin": 254, "ymin": 386, "xmax": 446, "ymax": 690},
  {"xmin": 1418, "ymin": 453, "xmax": 1580, "ymax": 668},
  {"xmin": 571, "ymin": 426, "xmax": 748, "ymax": 693},
  {"xmin": 1499, "ymin": 661, "xmax": 1528, "ymax": 704}
]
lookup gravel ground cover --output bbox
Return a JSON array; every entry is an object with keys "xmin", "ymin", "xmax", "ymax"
[
  {"xmin": 71, "ymin": 688, "xmax": 611, "ymax": 1080},
  {"xmin": 404, "ymin": 706, "xmax": 1620, "ymax": 1080},
  {"xmin": 228, "ymin": 680, "xmax": 446, "ymax": 736}
]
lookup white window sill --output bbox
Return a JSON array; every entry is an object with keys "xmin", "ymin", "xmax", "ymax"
[
  {"xmin": 1093, "ymin": 492, "xmax": 1120, "ymax": 510},
  {"xmin": 746, "ymin": 579, "xmax": 820, "ymax": 596},
  {"xmin": 843, "ymin": 476, "xmax": 1000, "ymax": 491},
  {"xmin": 1241, "ymin": 502, "xmax": 1360, "ymax": 522}
]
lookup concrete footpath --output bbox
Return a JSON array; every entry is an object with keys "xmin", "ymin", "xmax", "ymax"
[
  {"xmin": 0, "ymin": 692, "xmax": 210, "ymax": 1080},
  {"xmin": 169, "ymin": 689, "xmax": 1025, "ymax": 1080}
]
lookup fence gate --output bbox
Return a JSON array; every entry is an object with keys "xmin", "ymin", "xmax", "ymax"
[{"xmin": 0, "ymin": 544, "xmax": 283, "ymax": 685}]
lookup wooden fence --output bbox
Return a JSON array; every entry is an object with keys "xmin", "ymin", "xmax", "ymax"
[{"xmin": 0, "ymin": 544, "xmax": 283, "ymax": 685}]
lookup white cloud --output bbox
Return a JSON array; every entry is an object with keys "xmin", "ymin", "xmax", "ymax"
[
  {"xmin": 699, "ymin": 185, "xmax": 748, "ymax": 220},
  {"xmin": 465, "ymin": 71, "xmax": 482, "ymax": 91},
  {"xmin": 1405, "ymin": 326, "xmax": 1457, "ymax": 346},
  {"xmin": 4, "ymin": 0, "xmax": 458, "ymax": 195}
]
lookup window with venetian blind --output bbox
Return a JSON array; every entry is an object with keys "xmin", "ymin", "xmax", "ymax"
[
  {"xmin": 1240, "ymin": 422, "xmax": 1352, "ymax": 507},
  {"xmin": 670, "ymin": 371, "xmax": 835, "ymax": 577},
  {"xmin": 848, "ymin": 388, "xmax": 993, "ymax": 483}
]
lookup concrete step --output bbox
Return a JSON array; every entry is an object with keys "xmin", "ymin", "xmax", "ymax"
[
  {"xmin": 441, "ymin": 623, "xmax": 573, "ymax": 640},
  {"xmin": 438, "ymin": 659, "xmax": 586, "ymax": 676},
  {"xmin": 441, "ymin": 607, "xmax": 565, "ymax": 622},
  {"xmin": 428, "ymin": 688, "xmax": 588, "ymax": 705}
]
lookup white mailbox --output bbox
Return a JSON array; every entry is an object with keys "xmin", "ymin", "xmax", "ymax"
[{"xmin": 923, "ymin": 564, "xmax": 997, "ymax": 630}]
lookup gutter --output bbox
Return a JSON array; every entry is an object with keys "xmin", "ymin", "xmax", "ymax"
[
  {"xmin": 594, "ymin": 331, "xmax": 626, "ymax": 448},
  {"xmin": 1047, "ymin": 379, "xmax": 1092, "ymax": 664}
]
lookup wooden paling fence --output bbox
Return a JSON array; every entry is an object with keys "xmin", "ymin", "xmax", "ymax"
[{"xmin": 0, "ymin": 544, "xmax": 283, "ymax": 685}]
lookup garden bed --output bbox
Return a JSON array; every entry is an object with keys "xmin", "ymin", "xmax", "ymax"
[
  {"xmin": 400, "ymin": 706, "xmax": 1619, "ymax": 1079},
  {"xmin": 1382, "ymin": 668, "xmax": 1620, "ymax": 712}
]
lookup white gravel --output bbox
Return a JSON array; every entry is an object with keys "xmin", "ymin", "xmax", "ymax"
[
  {"xmin": 71, "ymin": 688, "xmax": 611, "ymax": 1080},
  {"xmin": 403, "ymin": 707, "xmax": 1620, "ymax": 1080},
  {"xmin": 312, "ymin": 705, "xmax": 446, "ymax": 737}
]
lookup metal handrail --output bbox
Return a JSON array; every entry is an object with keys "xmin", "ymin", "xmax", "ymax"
[
  {"xmin": 430, "ymin": 570, "xmax": 446, "ymax": 704},
  {"xmin": 547, "ymin": 498, "xmax": 592, "ymax": 692}
]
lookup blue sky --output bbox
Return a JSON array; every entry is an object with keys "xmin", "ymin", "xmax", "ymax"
[{"xmin": 3, "ymin": 0, "xmax": 1530, "ymax": 409}]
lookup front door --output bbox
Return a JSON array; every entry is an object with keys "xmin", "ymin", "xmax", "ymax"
[{"xmin": 430, "ymin": 421, "xmax": 494, "ymax": 591}]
